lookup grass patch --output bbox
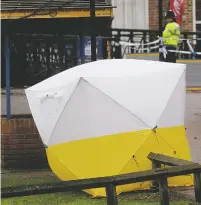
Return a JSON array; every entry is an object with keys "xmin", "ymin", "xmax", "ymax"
[
  {"xmin": 1, "ymin": 171, "xmax": 193, "ymax": 205},
  {"xmin": 1, "ymin": 171, "xmax": 59, "ymax": 188},
  {"xmin": 1, "ymin": 192, "xmax": 191, "ymax": 205}
]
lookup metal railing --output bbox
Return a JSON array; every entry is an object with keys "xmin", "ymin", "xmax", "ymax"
[
  {"xmin": 103, "ymin": 29, "xmax": 201, "ymax": 59},
  {"xmin": 2, "ymin": 29, "xmax": 201, "ymax": 88}
]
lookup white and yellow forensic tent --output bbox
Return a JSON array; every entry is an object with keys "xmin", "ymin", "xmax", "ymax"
[{"xmin": 25, "ymin": 59, "xmax": 193, "ymax": 197}]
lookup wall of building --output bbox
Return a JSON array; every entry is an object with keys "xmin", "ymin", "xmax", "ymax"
[
  {"xmin": 149, "ymin": 0, "xmax": 193, "ymax": 32},
  {"xmin": 111, "ymin": 0, "xmax": 149, "ymax": 29},
  {"xmin": 1, "ymin": 117, "xmax": 48, "ymax": 169},
  {"xmin": 149, "ymin": 0, "xmax": 169, "ymax": 30},
  {"xmin": 111, "ymin": 0, "xmax": 193, "ymax": 31},
  {"xmin": 182, "ymin": 0, "xmax": 193, "ymax": 31}
]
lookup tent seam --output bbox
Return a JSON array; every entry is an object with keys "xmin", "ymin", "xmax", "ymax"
[
  {"xmin": 82, "ymin": 78, "xmax": 152, "ymax": 129},
  {"xmin": 47, "ymin": 78, "xmax": 82, "ymax": 146},
  {"xmin": 47, "ymin": 148, "xmax": 87, "ymax": 182},
  {"xmin": 156, "ymin": 70, "xmax": 185, "ymax": 126},
  {"xmin": 116, "ymin": 131, "xmax": 152, "ymax": 176}
]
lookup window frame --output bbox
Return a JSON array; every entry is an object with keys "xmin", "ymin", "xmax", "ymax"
[{"xmin": 193, "ymin": 0, "xmax": 201, "ymax": 32}]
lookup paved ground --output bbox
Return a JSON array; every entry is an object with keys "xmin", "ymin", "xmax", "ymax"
[
  {"xmin": 1, "ymin": 89, "xmax": 31, "ymax": 115},
  {"xmin": 1, "ymin": 89, "xmax": 201, "ymax": 165},
  {"xmin": 126, "ymin": 55, "xmax": 201, "ymax": 87},
  {"xmin": 185, "ymin": 93, "xmax": 201, "ymax": 164}
]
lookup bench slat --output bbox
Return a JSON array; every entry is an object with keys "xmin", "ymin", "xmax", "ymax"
[
  {"xmin": 147, "ymin": 152, "xmax": 192, "ymax": 166},
  {"xmin": 2, "ymin": 163, "xmax": 201, "ymax": 198}
]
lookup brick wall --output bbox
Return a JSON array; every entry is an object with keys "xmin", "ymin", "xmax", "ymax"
[
  {"xmin": 182, "ymin": 0, "xmax": 193, "ymax": 32},
  {"xmin": 149, "ymin": 0, "xmax": 193, "ymax": 32},
  {"xmin": 1, "ymin": 117, "xmax": 48, "ymax": 169},
  {"xmin": 149, "ymin": 0, "xmax": 169, "ymax": 30}
]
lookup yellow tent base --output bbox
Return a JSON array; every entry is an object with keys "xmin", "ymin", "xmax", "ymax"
[{"xmin": 46, "ymin": 126, "xmax": 193, "ymax": 197}]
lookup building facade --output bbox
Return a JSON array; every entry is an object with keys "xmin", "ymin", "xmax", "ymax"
[
  {"xmin": 111, "ymin": 0, "xmax": 149, "ymax": 29},
  {"xmin": 194, "ymin": 0, "xmax": 201, "ymax": 31},
  {"xmin": 111, "ymin": 0, "xmax": 200, "ymax": 32}
]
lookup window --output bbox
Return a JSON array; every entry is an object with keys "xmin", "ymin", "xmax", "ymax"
[
  {"xmin": 196, "ymin": 0, "xmax": 201, "ymax": 31},
  {"xmin": 196, "ymin": 0, "xmax": 201, "ymax": 21},
  {"xmin": 196, "ymin": 24, "xmax": 201, "ymax": 32}
]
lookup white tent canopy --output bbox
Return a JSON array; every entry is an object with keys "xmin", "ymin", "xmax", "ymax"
[
  {"xmin": 25, "ymin": 59, "xmax": 193, "ymax": 197},
  {"xmin": 26, "ymin": 59, "xmax": 186, "ymax": 147}
]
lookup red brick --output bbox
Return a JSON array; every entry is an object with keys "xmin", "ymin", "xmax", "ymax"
[
  {"xmin": 34, "ymin": 126, "xmax": 39, "ymax": 134},
  {"xmin": 2, "ymin": 139, "xmax": 18, "ymax": 145},
  {"xmin": 1, "ymin": 134, "xmax": 10, "ymax": 140},
  {"xmin": 1, "ymin": 118, "xmax": 10, "ymax": 134},
  {"xmin": 28, "ymin": 119, "xmax": 36, "ymax": 133},
  {"xmin": 24, "ymin": 133, "xmax": 41, "ymax": 140},
  {"xmin": 1, "ymin": 145, "xmax": 10, "ymax": 149},
  {"xmin": 17, "ymin": 139, "xmax": 42, "ymax": 144},
  {"xmin": 20, "ymin": 119, "xmax": 27, "ymax": 133},
  {"xmin": 12, "ymin": 119, "xmax": 21, "ymax": 133},
  {"xmin": 10, "ymin": 144, "xmax": 26, "ymax": 149},
  {"xmin": 9, "ymin": 119, "xmax": 16, "ymax": 134},
  {"xmin": 3, "ymin": 153, "xmax": 46, "ymax": 160},
  {"xmin": 25, "ymin": 143, "xmax": 44, "ymax": 149},
  {"xmin": 1, "ymin": 116, "xmax": 47, "ymax": 169},
  {"xmin": 2, "ymin": 148, "xmax": 46, "ymax": 155},
  {"xmin": 10, "ymin": 134, "xmax": 25, "ymax": 139}
]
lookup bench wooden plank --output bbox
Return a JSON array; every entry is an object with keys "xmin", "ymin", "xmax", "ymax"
[
  {"xmin": 152, "ymin": 159, "xmax": 161, "ymax": 189},
  {"xmin": 147, "ymin": 152, "xmax": 193, "ymax": 166},
  {"xmin": 113, "ymin": 163, "xmax": 201, "ymax": 186},
  {"xmin": 194, "ymin": 171, "xmax": 201, "ymax": 203},
  {"xmin": 2, "ymin": 163, "xmax": 201, "ymax": 198},
  {"xmin": 158, "ymin": 176, "xmax": 169, "ymax": 205},
  {"xmin": 106, "ymin": 184, "xmax": 118, "ymax": 205},
  {"xmin": 1, "ymin": 177, "xmax": 114, "ymax": 198}
]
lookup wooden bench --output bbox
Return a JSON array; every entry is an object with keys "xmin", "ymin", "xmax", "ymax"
[
  {"xmin": 148, "ymin": 153, "xmax": 201, "ymax": 205},
  {"xmin": 2, "ymin": 153, "xmax": 201, "ymax": 205}
]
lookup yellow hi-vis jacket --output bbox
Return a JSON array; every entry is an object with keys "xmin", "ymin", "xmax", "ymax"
[{"xmin": 163, "ymin": 22, "xmax": 181, "ymax": 47}]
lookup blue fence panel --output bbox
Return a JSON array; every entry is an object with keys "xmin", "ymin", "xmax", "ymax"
[{"xmin": 78, "ymin": 36, "xmax": 103, "ymax": 64}]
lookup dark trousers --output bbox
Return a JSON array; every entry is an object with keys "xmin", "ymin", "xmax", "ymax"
[{"xmin": 159, "ymin": 46, "xmax": 177, "ymax": 63}]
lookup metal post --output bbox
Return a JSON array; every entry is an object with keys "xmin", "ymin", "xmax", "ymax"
[
  {"xmin": 5, "ymin": 36, "xmax": 11, "ymax": 120},
  {"xmin": 159, "ymin": 0, "xmax": 163, "ymax": 35},
  {"xmin": 90, "ymin": 0, "xmax": 96, "ymax": 61}
]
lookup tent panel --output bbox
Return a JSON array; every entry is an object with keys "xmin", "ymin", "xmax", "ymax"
[
  {"xmin": 46, "ymin": 125, "xmax": 192, "ymax": 197},
  {"xmin": 48, "ymin": 78, "xmax": 149, "ymax": 146},
  {"xmin": 84, "ymin": 68, "xmax": 183, "ymax": 128},
  {"xmin": 157, "ymin": 72, "xmax": 186, "ymax": 127},
  {"xmin": 117, "ymin": 157, "xmax": 151, "ymax": 193},
  {"xmin": 114, "ymin": 126, "xmax": 192, "ymax": 194},
  {"xmin": 131, "ymin": 126, "xmax": 193, "ymax": 187},
  {"xmin": 47, "ymin": 130, "xmax": 150, "ymax": 181},
  {"xmin": 26, "ymin": 60, "xmax": 185, "ymax": 93},
  {"xmin": 25, "ymin": 79, "xmax": 79, "ymax": 145}
]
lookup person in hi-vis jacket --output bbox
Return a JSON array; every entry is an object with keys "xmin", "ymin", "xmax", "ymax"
[{"xmin": 159, "ymin": 10, "xmax": 181, "ymax": 63}]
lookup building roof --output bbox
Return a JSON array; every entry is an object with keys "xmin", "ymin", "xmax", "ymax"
[{"xmin": 1, "ymin": 0, "xmax": 113, "ymax": 12}]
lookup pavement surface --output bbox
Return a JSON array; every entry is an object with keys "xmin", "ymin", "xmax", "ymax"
[
  {"xmin": 185, "ymin": 92, "xmax": 201, "ymax": 165},
  {"xmin": 125, "ymin": 55, "xmax": 201, "ymax": 87},
  {"xmin": 1, "ymin": 89, "xmax": 201, "ymax": 165},
  {"xmin": 1, "ymin": 89, "xmax": 31, "ymax": 115}
]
